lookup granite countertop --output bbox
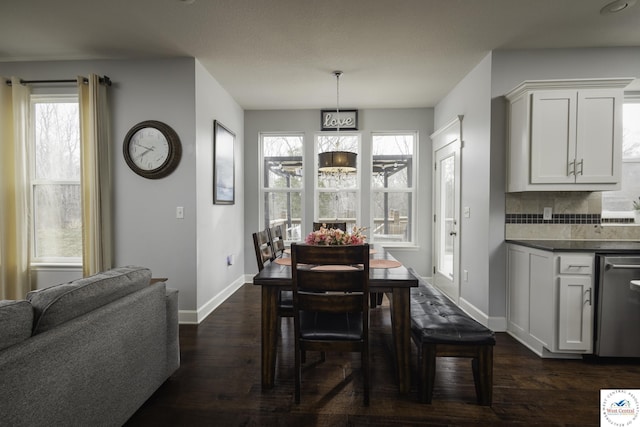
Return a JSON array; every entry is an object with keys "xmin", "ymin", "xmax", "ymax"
[{"xmin": 506, "ymin": 239, "xmax": 640, "ymax": 253}]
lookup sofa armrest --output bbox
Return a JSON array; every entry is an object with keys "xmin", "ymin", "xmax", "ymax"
[{"xmin": 166, "ymin": 287, "xmax": 180, "ymax": 375}]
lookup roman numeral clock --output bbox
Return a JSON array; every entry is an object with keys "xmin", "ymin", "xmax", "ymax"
[{"xmin": 123, "ymin": 120, "xmax": 182, "ymax": 179}]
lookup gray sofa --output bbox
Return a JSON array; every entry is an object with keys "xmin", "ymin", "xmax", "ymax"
[{"xmin": 0, "ymin": 266, "xmax": 179, "ymax": 427}]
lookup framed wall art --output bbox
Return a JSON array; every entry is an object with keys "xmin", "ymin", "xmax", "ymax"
[{"xmin": 213, "ymin": 120, "xmax": 235, "ymax": 205}]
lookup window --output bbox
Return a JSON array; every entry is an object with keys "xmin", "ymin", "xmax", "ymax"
[
  {"xmin": 30, "ymin": 95, "xmax": 82, "ymax": 263},
  {"xmin": 602, "ymin": 101, "xmax": 640, "ymax": 221},
  {"xmin": 316, "ymin": 134, "xmax": 360, "ymax": 230},
  {"xmin": 260, "ymin": 133, "xmax": 304, "ymax": 241},
  {"xmin": 371, "ymin": 133, "xmax": 415, "ymax": 243}
]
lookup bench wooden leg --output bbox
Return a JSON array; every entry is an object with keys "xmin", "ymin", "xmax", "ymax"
[
  {"xmin": 417, "ymin": 342, "xmax": 493, "ymax": 405},
  {"xmin": 419, "ymin": 344, "xmax": 437, "ymax": 404},
  {"xmin": 472, "ymin": 345, "xmax": 493, "ymax": 406}
]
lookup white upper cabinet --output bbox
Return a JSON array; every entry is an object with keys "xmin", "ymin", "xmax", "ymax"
[{"xmin": 505, "ymin": 78, "xmax": 633, "ymax": 192}]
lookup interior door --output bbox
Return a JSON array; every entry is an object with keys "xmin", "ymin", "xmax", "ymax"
[{"xmin": 431, "ymin": 117, "xmax": 462, "ymax": 303}]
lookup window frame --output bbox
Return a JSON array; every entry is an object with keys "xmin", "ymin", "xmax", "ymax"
[
  {"xmin": 29, "ymin": 93, "xmax": 82, "ymax": 265},
  {"xmin": 314, "ymin": 132, "xmax": 362, "ymax": 230},
  {"xmin": 601, "ymin": 96, "xmax": 640, "ymax": 222},
  {"xmin": 369, "ymin": 131, "xmax": 418, "ymax": 246},
  {"xmin": 258, "ymin": 132, "xmax": 305, "ymax": 242}
]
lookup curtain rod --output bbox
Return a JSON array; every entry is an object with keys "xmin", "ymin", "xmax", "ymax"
[{"xmin": 5, "ymin": 75, "xmax": 112, "ymax": 87}]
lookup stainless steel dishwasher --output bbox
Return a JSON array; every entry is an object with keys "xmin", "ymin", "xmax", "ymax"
[{"xmin": 595, "ymin": 255, "xmax": 640, "ymax": 357}]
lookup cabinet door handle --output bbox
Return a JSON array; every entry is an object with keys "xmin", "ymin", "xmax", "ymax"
[
  {"xmin": 576, "ymin": 158, "xmax": 584, "ymax": 175},
  {"xmin": 584, "ymin": 288, "xmax": 592, "ymax": 306},
  {"xmin": 568, "ymin": 160, "xmax": 575, "ymax": 176},
  {"xmin": 567, "ymin": 264, "xmax": 590, "ymax": 269}
]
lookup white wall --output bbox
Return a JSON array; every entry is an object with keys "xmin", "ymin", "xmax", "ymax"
[
  {"xmin": 2, "ymin": 58, "xmax": 246, "ymax": 322},
  {"xmin": 194, "ymin": 60, "xmax": 245, "ymax": 322},
  {"xmin": 243, "ymin": 108, "xmax": 434, "ymax": 277},
  {"xmin": 491, "ymin": 47, "xmax": 640, "ymax": 97},
  {"xmin": 434, "ymin": 54, "xmax": 502, "ymax": 326}
]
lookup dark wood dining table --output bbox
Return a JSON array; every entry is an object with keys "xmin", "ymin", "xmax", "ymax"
[{"xmin": 252, "ymin": 248, "xmax": 419, "ymax": 395}]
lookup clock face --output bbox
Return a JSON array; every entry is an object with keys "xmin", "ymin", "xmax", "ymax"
[
  {"xmin": 123, "ymin": 120, "xmax": 182, "ymax": 179},
  {"xmin": 128, "ymin": 127, "xmax": 170, "ymax": 171}
]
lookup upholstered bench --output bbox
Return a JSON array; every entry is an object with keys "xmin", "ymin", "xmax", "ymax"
[{"xmin": 408, "ymin": 268, "xmax": 495, "ymax": 405}]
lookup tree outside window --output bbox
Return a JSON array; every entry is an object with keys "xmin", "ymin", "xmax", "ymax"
[
  {"xmin": 602, "ymin": 102, "xmax": 640, "ymax": 221},
  {"xmin": 371, "ymin": 133, "xmax": 415, "ymax": 243},
  {"xmin": 316, "ymin": 134, "xmax": 360, "ymax": 230},
  {"xmin": 31, "ymin": 96, "xmax": 82, "ymax": 262},
  {"xmin": 260, "ymin": 134, "xmax": 304, "ymax": 241}
]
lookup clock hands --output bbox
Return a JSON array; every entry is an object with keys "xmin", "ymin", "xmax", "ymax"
[{"xmin": 136, "ymin": 147, "xmax": 154, "ymax": 161}]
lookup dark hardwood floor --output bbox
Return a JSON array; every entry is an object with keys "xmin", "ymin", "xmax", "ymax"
[{"xmin": 125, "ymin": 283, "xmax": 640, "ymax": 426}]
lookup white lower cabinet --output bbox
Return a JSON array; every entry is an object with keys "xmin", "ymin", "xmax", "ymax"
[{"xmin": 507, "ymin": 244, "xmax": 594, "ymax": 357}]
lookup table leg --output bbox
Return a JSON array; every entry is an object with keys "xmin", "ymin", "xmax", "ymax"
[
  {"xmin": 261, "ymin": 286, "xmax": 279, "ymax": 388},
  {"xmin": 389, "ymin": 287, "xmax": 411, "ymax": 394}
]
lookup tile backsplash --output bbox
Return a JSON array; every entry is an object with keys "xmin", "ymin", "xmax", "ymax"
[{"xmin": 505, "ymin": 192, "xmax": 640, "ymax": 241}]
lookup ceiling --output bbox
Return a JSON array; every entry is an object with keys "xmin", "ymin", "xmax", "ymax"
[{"xmin": 2, "ymin": 0, "xmax": 640, "ymax": 109}]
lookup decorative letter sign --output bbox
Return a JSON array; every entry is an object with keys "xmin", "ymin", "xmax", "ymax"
[{"xmin": 321, "ymin": 109, "xmax": 358, "ymax": 131}]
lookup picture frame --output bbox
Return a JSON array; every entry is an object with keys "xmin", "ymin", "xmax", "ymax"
[
  {"xmin": 321, "ymin": 109, "xmax": 358, "ymax": 131},
  {"xmin": 213, "ymin": 120, "xmax": 235, "ymax": 205}
]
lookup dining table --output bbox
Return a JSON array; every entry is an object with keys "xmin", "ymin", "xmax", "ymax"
[{"xmin": 252, "ymin": 247, "xmax": 419, "ymax": 395}]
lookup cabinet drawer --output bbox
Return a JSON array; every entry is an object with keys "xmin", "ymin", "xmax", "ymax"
[{"xmin": 559, "ymin": 255, "xmax": 593, "ymax": 275}]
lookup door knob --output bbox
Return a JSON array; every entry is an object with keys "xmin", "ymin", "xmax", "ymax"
[{"xmin": 449, "ymin": 231, "xmax": 457, "ymax": 236}]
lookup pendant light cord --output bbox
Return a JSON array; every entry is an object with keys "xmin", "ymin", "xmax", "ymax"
[{"xmin": 334, "ymin": 70, "xmax": 343, "ymax": 140}]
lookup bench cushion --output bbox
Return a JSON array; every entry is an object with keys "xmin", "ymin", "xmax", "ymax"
[{"xmin": 409, "ymin": 271, "xmax": 495, "ymax": 345}]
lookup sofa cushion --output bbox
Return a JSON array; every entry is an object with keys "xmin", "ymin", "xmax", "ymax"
[
  {"xmin": 27, "ymin": 266, "xmax": 151, "ymax": 335},
  {"xmin": 0, "ymin": 300, "xmax": 33, "ymax": 351}
]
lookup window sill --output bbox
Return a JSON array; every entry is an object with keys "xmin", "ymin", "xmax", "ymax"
[{"xmin": 31, "ymin": 263, "xmax": 82, "ymax": 271}]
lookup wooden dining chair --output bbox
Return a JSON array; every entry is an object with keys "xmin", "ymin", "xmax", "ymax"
[
  {"xmin": 290, "ymin": 243, "xmax": 370, "ymax": 406},
  {"xmin": 252, "ymin": 229, "xmax": 274, "ymax": 271},
  {"xmin": 268, "ymin": 225, "xmax": 286, "ymax": 258},
  {"xmin": 253, "ymin": 229, "xmax": 293, "ymax": 318},
  {"xmin": 312, "ymin": 221, "xmax": 347, "ymax": 231}
]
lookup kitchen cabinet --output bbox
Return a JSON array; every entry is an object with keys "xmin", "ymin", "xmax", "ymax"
[
  {"xmin": 505, "ymin": 78, "xmax": 632, "ymax": 192},
  {"xmin": 506, "ymin": 243, "xmax": 594, "ymax": 357},
  {"xmin": 556, "ymin": 254, "xmax": 593, "ymax": 352}
]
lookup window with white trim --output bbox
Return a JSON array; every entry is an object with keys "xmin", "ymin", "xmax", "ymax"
[
  {"xmin": 371, "ymin": 132, "xmax": 416, "ymax": 244},
  {"xmin": 259, "ymin": 133, "xmax": 304, "ymax": 241},
  {"xmin": 30, "ymin": 94, "xmax": 82, "ymax": 263},
  {"xmin": 315, "ymin": 133, "xmax": 360, "ymax": 230},
  {"xmin": 602, "ymin": 101, "xmax": 640, "ymax": 222}
]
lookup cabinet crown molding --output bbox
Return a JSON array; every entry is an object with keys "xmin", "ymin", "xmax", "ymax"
[{"xmin": 505, "ymin": 78, "xmax": 635, "ymax": 101}]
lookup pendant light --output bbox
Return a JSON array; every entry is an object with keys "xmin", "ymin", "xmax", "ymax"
[{"xmin": 318, "ymin": 71, "xmax": 357, "ymax": 175}]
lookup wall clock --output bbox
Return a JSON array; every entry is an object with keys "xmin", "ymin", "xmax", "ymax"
[{"xmin": 123, "ymin": 120, "xmax": 182, "ymax": 179}]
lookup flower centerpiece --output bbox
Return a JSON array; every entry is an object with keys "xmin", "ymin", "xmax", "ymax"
[{"xmin": 305, "ymin": 225, "xmax": 367, "ymax": 246}]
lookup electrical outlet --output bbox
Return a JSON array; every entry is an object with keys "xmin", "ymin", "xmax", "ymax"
[
  {"xmin": 464, "ymin": 207, "xmax": 471, "ymax": 218},
  {"xmin": 543, "ymin": 207, "xmax": 552, "ymax": 220},
  {"xmin": 176, "ymin": 206, "xmax": 184, "ymax": 219}
]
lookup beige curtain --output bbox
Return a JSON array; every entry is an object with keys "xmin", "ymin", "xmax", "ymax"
[
  {"xmin": 78, "ymin": 74, "xmax": 113, "ymax": 276},
  {"xmin": 0, "ymin": 77, "xmax": 31, "ymax": 299}
]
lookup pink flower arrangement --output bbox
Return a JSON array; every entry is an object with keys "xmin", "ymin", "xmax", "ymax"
[{"xmin": 305, "ymin": 225, "xmax": 367, "ymax": 246}]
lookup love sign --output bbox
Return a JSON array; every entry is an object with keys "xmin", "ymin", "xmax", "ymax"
[{"xmin": 321, "ymin": 109, "xmax": 358, "ymax": 131}]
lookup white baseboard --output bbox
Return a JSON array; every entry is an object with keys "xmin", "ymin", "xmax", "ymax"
[
  {"xmin": 458, "ymin": 297, "xmax": 507, "ymax": 332},
  {"xmin": 178, "ymin": 274, "xmax": 246, "ymax": 324}
]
